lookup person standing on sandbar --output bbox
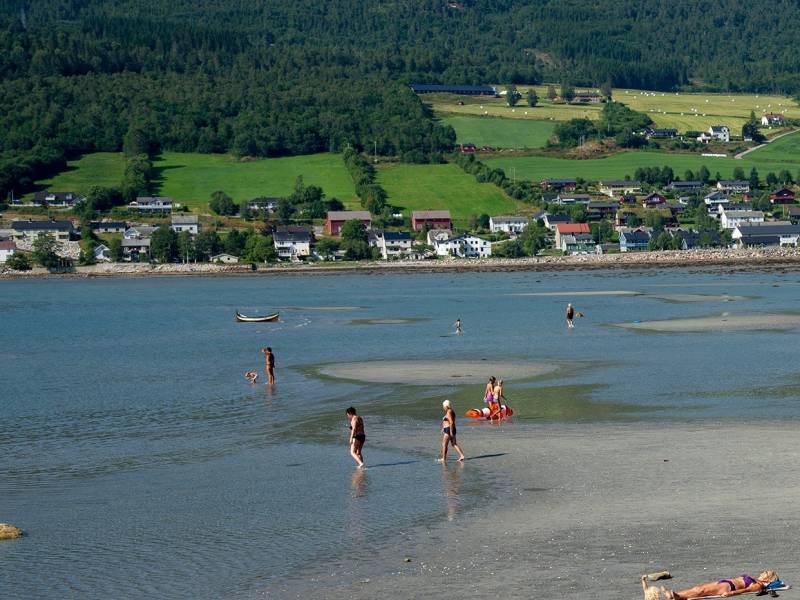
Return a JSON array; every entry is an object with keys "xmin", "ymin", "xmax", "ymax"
[
  {"xmin": 261, "ymin": 347, "xmax": 275, "ymax": 385},
  {"xmin": 346, "ymin": 407, "xmax": 366, "ymax": 468}
]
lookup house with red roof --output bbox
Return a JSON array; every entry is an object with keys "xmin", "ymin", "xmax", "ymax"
[{"xmin": 554, "ymin": 222, "xmax": 590, "ymax": 248}]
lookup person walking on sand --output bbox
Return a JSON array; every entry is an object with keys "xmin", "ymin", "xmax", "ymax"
[
  {"xmin": 566, "ymin": 303, "xmax": 575, "ymax": 328},
  {"xmin": 261, "ymin": 347, "xmax": 275, "ymax": 385},
  {"xmin": 346, "ymin": 407, "xmax": 365, "ymax": 468},
  {"xmin": 454, "ymin": 318, "xmax": 462, "ymax": 335},
  {"xmin": 490, "ymin": 378, "xmax": 506, "ymax": 419},
  {"xmin": 439, "ymin": 400, "xmax": 465, "ymax": 463}
]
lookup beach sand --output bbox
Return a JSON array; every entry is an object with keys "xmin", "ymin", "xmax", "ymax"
[
  {"xmin": 270, "ymin": 423, "xmax": 800, "ymax": 599},
  {"xmin": 316, "ymin": 360, "xmax": 559, "ymax": 384},
  {"xmin": 510, "ymin": 290, "xmax": 642, "ymax": 297},
  {"xmin": 617, "ymin": 313, "xmax": 800, "ymax": 332}
]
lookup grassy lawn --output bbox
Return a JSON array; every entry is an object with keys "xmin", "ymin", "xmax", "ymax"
[
  {"xmin": 427, "ymin": 86, "xmax": 799, "ymax": 133},
  {"xmin": 484, "ymin": 150, "xmax": 800, "ymax": 183},
  {"xmin": 442, "ymin": 115, "xmax": 555, "ymax": 148},
  {"xmin": 28, "ymin": 152, "xmax": 358, "ymax": 211},
  {"xmin": 28, "ymin": 153, "xmax": 126, "ymax": 198},
  {"xmin": 743, "ymin": 130, "xmax": 800, "ymax": 164},
  {"xmin": 378, "ymin": 163, "xmax": 522, "ymax": 224},
  {"xmin": 151, "ymin": 152, "xmax": 357, "ymax": 210}
]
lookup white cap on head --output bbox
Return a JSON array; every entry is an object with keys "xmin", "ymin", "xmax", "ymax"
[{"xmin": 442, "ymin": 400, "xmax": 451, "ymax": 409}]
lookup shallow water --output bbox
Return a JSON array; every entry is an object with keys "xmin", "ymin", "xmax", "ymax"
[{"xmin": 2, "ymin": 268, "xmax": 800, "ymax": 598}]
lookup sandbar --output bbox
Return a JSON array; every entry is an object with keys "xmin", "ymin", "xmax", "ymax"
[
  {"xmin": 317, "ymin": 359, "xmax": 558, "ymax": 384},
  {"xmin": 509, "ymin": 290, "xmax": 641, "ymax": 297},
  {"xmin": 349, "ymin": 318, "xmax": 427, "ymax": 325},
  {"xmin": 617, "ymin": 313, "xmax": 800, "ymax": 332},
  {"xmin": 645, "ymin": 293, "xmax": 752, "ymax": 303}
]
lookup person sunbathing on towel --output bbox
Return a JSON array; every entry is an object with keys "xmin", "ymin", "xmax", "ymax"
[{"xmin": 661, "ymin": 570, "xmax": 778, "ymax": 599}]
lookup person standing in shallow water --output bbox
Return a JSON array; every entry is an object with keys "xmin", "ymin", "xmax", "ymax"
[
  {"xmin": 454, "ymin": 318, "xmax": 462, "ymax": 335},
  {"xmin": 261, "ymin": 347, "xmax": 275, "ymax": 385},
  {"xmin": 440, "ymin": 400, "xmax": 465, "ymax": 463},
  {"xmin": 566, "ymin": 303, "xmax": 575, "ymax": 329},
  {"xmin": 346, "ymin": 407, "xmax": 365, "ymax": 468}
]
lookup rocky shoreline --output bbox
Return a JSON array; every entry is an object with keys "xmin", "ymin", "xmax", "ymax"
[{"xmin": 4, "ymin": 247, "xmax": 800, "ymax": 279}]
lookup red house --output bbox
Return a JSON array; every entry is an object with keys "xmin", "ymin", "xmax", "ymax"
[
  {"xmin": 324, "ymin": 210, "xmax": 372, "ymax": 236},
  {"xmin": 770, "ymin": 188, "xmax": 796, "ymax": 205},
  {"xmin": 541, "ymin": 179, "xmax": 577, "ymax": 192},
  {"xmin": 642, "ymin": 192, "xmax": 667, "ymax": 208},
  {"xmin": 460, "ymin": 143, "xmax": 477, "ymax": 153},
  {"xmin": 411, "ymin": 210, "xmax": 452, "ymax": 231}
]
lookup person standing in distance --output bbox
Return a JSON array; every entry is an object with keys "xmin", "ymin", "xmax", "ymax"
[
  {"xmin": 566, "ymin": 303, "xmax": 575, "ymax": 329},
  {"xmin": 454, "ymin": 318, "xmax": 462, "ymax": 335},
  {"xmin": 261, "ymin": 347, "xmax": 275, "ymax": 385}
]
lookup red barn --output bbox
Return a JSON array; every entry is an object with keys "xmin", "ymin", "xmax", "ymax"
[
  {"xmin": 325, "ymin": 210, "xmax": 372, "ymax": 236},
  {"xmin": 411, "ymin": 210, "xmax": 452, "ymax": 231},
  {"xmin": 770, "ymin": 188, "xmax": 796, "ymax": 205}
]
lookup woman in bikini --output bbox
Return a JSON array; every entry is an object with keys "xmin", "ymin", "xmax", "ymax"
[
  {"xmin": 346, "ymin": 407, "xmax": 365, "ymax": 469},
  {"xmin": 661, "ymin": 570, "xmax": 778, "ymax": 599},
  {"xmin": 484, "ymin": 376, "xmax": 496, "ymax": 406},
  {"xmin": 490, "ymin": 378, "xmax": 506, "ymax": 419},
  {"xmin": 440, "ymin": 400, "xmax": 465, "ymax": 463}
]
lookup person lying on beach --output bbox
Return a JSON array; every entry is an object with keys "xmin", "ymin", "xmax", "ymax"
[
  {"xmin": 346, "ymin": 407, "xmax": 365, "ymax": 469},
  {"xmin": 244, "ymin": 371, "xmax": 258, "ymax": 384},
  {"xmin": 641, "ymin": 575, "xmax": 661, "ymax": 600},
  {"xmin": 439, "ymin": 400, "xmax": 465, "ymax": 463},
  {"xmin": 661, "ymin": 570, "xmax": 778, "ymax": 599}
]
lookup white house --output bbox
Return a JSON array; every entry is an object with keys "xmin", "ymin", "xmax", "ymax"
[
  {"xmin": 273, "ymin": 230, "xmax": 312, "ymax": 260},
  {"xmin": 93, "ymin": 244, "xmax": 112, "ymax": 262},
  {"xmin": 598, "ymin": 181, "xmax": 641, "ymax": 197},
  {"xmin": 130, "ymin": 197, "xmax": 173, "ymax": 213},
  {"xmin": 703, "ymin": 191, "xmax": 729, "ymax": 206},
  {"xmin": 171, "ymin": 215, "xmax": 200, "ymax": 235},
  {"xmin": 0, "ymin": 240, "xmax": 17, "ymax": 263},
  {"xmin": 560, "ymin": 233, "xmax": 596, "ymax": 254},
  {"xmin": 210, "ymin": 253, "xmax": 239, "ymax": 264},
  {"xmin": 542, "ymin": 214, "xmax": 571, "ymax": 231},
  {"xmin": 434, "ymin": 234, "xmax": 493, "ymax": 258},
  {"xmin": 121, "ymin": 238, "xmax": 151, "ymax": 261},
  {"xmin": 369, "ymin": 230, "xmax": 413, "ymax": 260},
  {"xmin": 707, "ymin": 125, "xmax": 730, "ymax": 142},
  {"xmin": 11, "ymin": 220, "xmax": 74, "ymax": 241},
  {"xmin": 124, "ymin": 225, "xmax": 157, "ymax": 240},
  {"xmin": 761, "ymin": 113, "xmax": 785, "ymax": 126},
  {"xmin": 489, "ymin": 216, "xmax": 528, "ymax": 234},
  {"xmin": 716, "ymin": 180, "xmax": 750, "ymax": 194},
  {"xmin": 720, "ymin": 209, "xmax": 764, "ymax": 230},
  {"xmin": 427, "ymin": 229, "xmax": 453, "ymax": 246}
]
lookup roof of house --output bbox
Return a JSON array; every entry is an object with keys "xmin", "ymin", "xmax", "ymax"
[
  {"xmin": 770, "ymin": 188, "xmax": 795, "ymax": 195},
  {"xmin": 738, "ymin": 234, "xmax": 781, "ymax": 246},
  {"xmin": 491, "ymin": 215, "xmax": 528, "ymax": 223},
  {"xmin": 33, "ymin": 191, "xmax": 79, "ymax": 202},
  {"xmin": 710, "ymin": 125, "xmax": 728, "ymax": 132},
  {"xmin": 718, "ymin": 180, "xmax": 750, "ymax": 186},
  {"xmin": 573, "ymin": 91, "xmax": 602, "ymax": 97},
  {"xmin": 601, "ymin": 180, "xmax": 641, "ymax": 187},
  {"xmin": 724, "ymin": 210, "xmax": 763, "ymax": 219},
  {"xmin": 544, "ymin": 213, "xmax": 571, "ymax": 222},
  {"xmin": 787, "ymin": 207, "xmax": 800, "ymax": 216},
  {"xmin": 90, "ymin": 221, "xmax": 127, "ymax": 229},
  {"xmin": 644, "ymin": 191, "xmax": 666, "ymax": 199},
  {"xmin": 12, "ymin": 220, "xmax": 73, "ymax": 231},
  {"xmin": 327, "ymin": 210, "xmax": 371, "ymax": 221},
  {"xmin": 126, "ymin": 225, "xmax": 157, "ymax": 236},
  {"xmin": 669, "ymin": 181, "xmax": 703, "ymax": 188},
  {"xmin": 763, "ymin": 113, "xmax": 785, "ymax": 119},
  {"xmin": 558, "ymin": 193, "xmax": 591, "ymax": 200},
  {"xmin": 0, "ymin": 240, "xmax": 17, "ymax": 250},
  {"xmin": 556, "ymin": 223, "xmax": 590, "ymax": 234},
  {"xmin": 542, "ymin": 178, "xmax": 577, "ymax": 184},
  {"xmin": 134, "ymin": 196, "xmax": 172, "ymax": 203},
  {"xmin": 274, "ymin": 230, "xmax": 312, "ymax": 243},
  {"xmin": 410, "ymin": 83, "xmax": 495, "ymax": 94},
  {"xmin": 620, "ymin": 229, "xmax": 651, "ymax": 242},
  {"xmin": 736, "ymin": 224, "xmax": 800, "ymax": 236},
  {"xmin": 171, "ymin": 215, "xmax": 199, "ymax": 224},
  {"xmin": 705, "ymin": 191, "xmax": 728, "ymax": 200},
  {"xmin": 383, "ymin": 231, "xmax": 412, "ymax": 241},
  {"xmin": 121, "ymin": 238, "xmax": 151, "ymax": 247},
  {"xmin": 587, "ymin": 202, "xmax": 619, "ymax": 209},
  {"xmin": 412, "ymin": 210, "xmax": 452, "ymax": 220}
]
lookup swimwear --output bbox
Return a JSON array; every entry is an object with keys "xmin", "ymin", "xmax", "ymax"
[
  {"xmin": 718, "ymin": 580, "xmax": 736, "ymax": 592},
  {"xmin": 443, "ymin": 415, "xmax": 456, "ymax": 437},
  {"xmin": 353, "ymin": 433, "xmax": 365, "ymax": 443},
  {"xmin": 741, "ymin": 575, "xmax": 758, "ymax": 588}
]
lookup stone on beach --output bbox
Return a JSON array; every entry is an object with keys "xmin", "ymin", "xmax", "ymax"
[{"xmin": 0, "ymin": 524, "xmax": 23, "ymax": 540}]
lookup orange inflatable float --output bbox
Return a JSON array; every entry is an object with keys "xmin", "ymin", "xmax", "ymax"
[{"xmin": 465, "ymin": 405, "xmax": 513, "ymax": 420}]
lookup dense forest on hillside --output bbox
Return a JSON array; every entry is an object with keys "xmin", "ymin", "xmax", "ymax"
[{"xmin": 2, "ymin": 0, "xmax": 800, "ymax": 199}]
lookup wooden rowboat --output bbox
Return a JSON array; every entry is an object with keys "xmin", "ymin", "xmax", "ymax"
[{"xmin": 235, "ymin": 311, "xmax": 279, "ymax": 323}]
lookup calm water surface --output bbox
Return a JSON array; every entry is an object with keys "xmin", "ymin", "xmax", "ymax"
[{"xmin": 2, "ymin": 269, "xmax": 800, "ymax": 598}]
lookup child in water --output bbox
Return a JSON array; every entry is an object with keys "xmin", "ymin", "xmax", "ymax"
[{"xmin": 244, "ymin": 371, "xmax": 259, "ymax": 384}]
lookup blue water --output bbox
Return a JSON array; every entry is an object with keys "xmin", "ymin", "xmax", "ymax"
[{"xmin": 2, "ymin": 269, "xmax": 800, "ymax": 598}]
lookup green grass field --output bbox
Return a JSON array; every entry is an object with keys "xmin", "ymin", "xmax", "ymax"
[
  {"xmin": 743, "ymin": 130, "xmax": 800, "ymax": 164},
  {"xmin": 30, "ymin": 153, "xmax": 126, "ymax": 197},
  {"xmin": 151, "ymin": 152, "xmax": 357, "ymax": 209},
  {"xmin": 485, "ymin": 148, "xmax": 800, "ymax": 183},
  {"xmin": 442, "ymin": 115, "xmax": 555, "ymax": 148},
  {"xmin": 427, "ymin": 85, "xmax": 799, "ymax": 133},
  {"xmin": 378, "ymin": 163, "xmax": 521, "ymax": 223},
  {"xmin": 28, "ymin": 152, "xmax": 358, "ymax": 211}
]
